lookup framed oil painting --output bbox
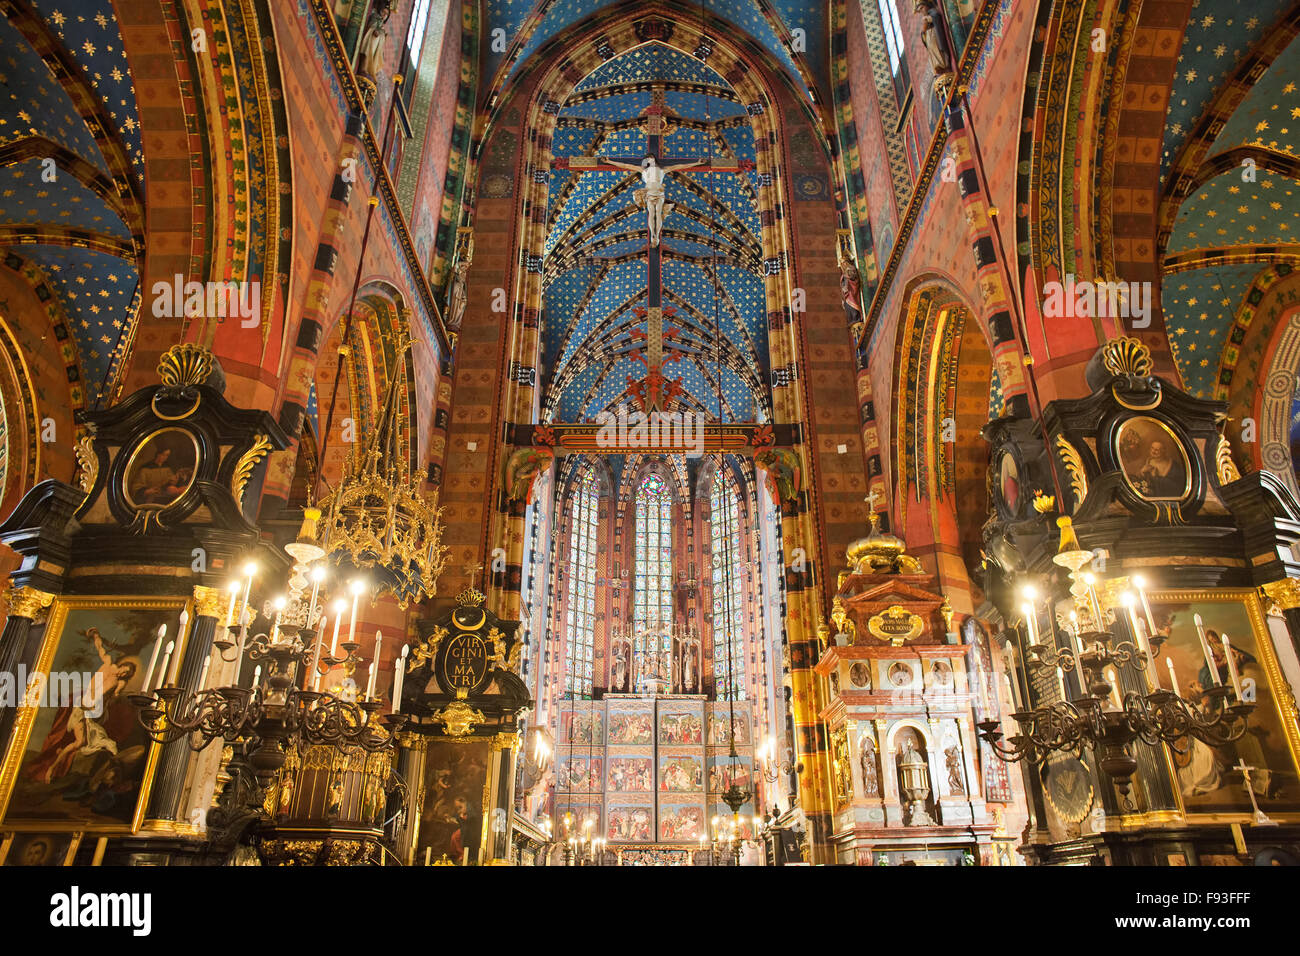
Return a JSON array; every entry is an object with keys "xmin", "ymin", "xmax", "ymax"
[
  {"xmin": 0, "ymin": 597, "xmax": 184, "ymax": 833},
  {"xmin": 1149, "ymin": 591, "xmax": 1300, "ymax": 817},
  {"xmin": 606, "ymin": 804, "xmax": 653, "ymax": 842},
  {"xmin": 122, "ymin": 427, "xmax": 199, "ymax": 510},
  {"xmin": 415, "ymin": 738, "xmax": 491, "ymax": 865},
  {"xmin": 658, "ymin": 755, "xmax": 703, "ymax": 792},
  {"xmin": 0, "ymin": 830, "xmax": 82, "ymax": 866},
  {"xmin": 1115, "ymin": 416, "xmax": 1190, "ymax": 501}
]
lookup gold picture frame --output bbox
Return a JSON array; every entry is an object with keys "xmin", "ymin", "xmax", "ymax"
[
  {"xmin": 1115, "ymin": 416, "xmax": 1191, "ymax": 502},
  {"xmin": 0, "ymin": 596, "xmax": 187, "ymax": 834},
  {"xmin": 0, "ymin": 829, "xmax": 83, "ymax": 866},
  {"xmin": 121, "ymin": 426, "xmax": 200, "ymax": 511},
  {"xmin": 1147, "ymin": 589, "xmax": 1300, "ymax": 822}
]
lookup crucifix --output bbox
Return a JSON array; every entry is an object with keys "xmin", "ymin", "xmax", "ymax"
[
  {"xmin": 1233, "ymin": 761, "xmax": 1278, "ymax": 826},
  {"xmin": 552, "ymin": 86, "xmax": 754, "ymax": 413},
  {"xmin": 463, "ymin": 562, "xmax": 484, "ymax": 591},
  {"xmin": 865, "ymin": 488, "xmax": 884, "ymax": 515}
]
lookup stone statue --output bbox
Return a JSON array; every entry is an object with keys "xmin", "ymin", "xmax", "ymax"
[
  {"xmin": 839, "ymin": 252, "xmax": 863, "ymax": 327},
  {"xmin": 600, "ymin": 156, "xmax": 705, "ymax": 247},
  {"xmin": 915, "ymin": 0, "xmax": 954, "ymax": 97},
  {"xmin": 898, "ymin": 737, "xmax": 935, "ymax": 825},
  {"xmin": 357, "ymin": 0, "xmax": 391, "ymax": 79},
  {"xmin": 446, "ymin": 258, "xmax": 469, "ymax": 331},
  {"xmin": 945, "ymin": 745, "xmax": 965, "ymax": 795},
  {"xmin": 860, "ymin": 737, "xmax": 880, "ymax": 798},
  {"xmin": 613, "ymin": 641, "xmax": 629, "ymax": 692}
]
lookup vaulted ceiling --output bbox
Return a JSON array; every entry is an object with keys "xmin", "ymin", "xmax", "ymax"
[
  {"xmin": 0, "ymin": 1, "xmax": 144, "ymax": 405},
  {"xmin": 539, "ymin": 42, "xmax": 771, "ymax": 424}
]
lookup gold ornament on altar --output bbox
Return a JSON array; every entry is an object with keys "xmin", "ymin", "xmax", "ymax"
[
  {"xmin": 317, "ymin": 331, "xmax": 448, "ymax": 608},
  {"xmin": 1100, "ymin": 336, "xmax": 1153, "ymax": 378},
  {"xmin": 434, "ymin": 697, "xmax": 486, "ymax": 737},
  {"xmin": 866, "ymin": 605, "xmax": 925, "ymax": 646},
  {"xmin": 846, "ymin": 497, "xmax": 923, "ymax": 575},
  {"xmin": 157, "ymin": 343, "xmax": 213, "ymax": 388}
]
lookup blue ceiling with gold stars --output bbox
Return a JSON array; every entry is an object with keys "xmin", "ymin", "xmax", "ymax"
[
  {"xmin": 1159, "ymin": 0, "xmax": 1292, "ymax": 180},
  {"xmin": 541, "ymin": 43, "xmax": 769, "ymax": 423},
  {"xmin": 1162, "ymin": 32, "xmax": 1300, "ymax": 399},
  {"xmin": 0, "ymin": 2, "xmax": 142, "ymax": 404},
  {"xmin": 486, "ymin": 0, "xmax": 823, "ymax": 102}
]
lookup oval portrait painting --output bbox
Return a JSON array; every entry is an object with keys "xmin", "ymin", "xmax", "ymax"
[
  {"xmin": 1116, "ymin": 416, "xmax": 1190, "ymax": 501},
  {"xmin": 123, "ymin": 428, "xmax": 199, "ymax": 509}
]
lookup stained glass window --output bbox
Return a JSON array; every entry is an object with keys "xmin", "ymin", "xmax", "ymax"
[
  {"xmin": 634, "ymin": 473, "xmax": 673, "ymax": 629},
  {"xmin": 565, "ymin": 466, "xmax": 598, "ymax": 697},
  {"xmin": 711, "ymin": 467, "xmax": 746, "ymax": 700}
]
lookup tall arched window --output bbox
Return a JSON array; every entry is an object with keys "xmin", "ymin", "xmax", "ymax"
[
  {"xmin": 564, "ymin": 466, "xmax": 598, "ymax": 697},
  {"xmin": 711, "ymin": 468, "xmax": 746, "ymax": 700},
  {"xmin": 634, "ymin": 473, "xmax": 673, "ymax": 628}
]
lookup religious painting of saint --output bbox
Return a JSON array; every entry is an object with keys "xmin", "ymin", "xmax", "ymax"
[
  {"xmin": 658, "ymin": 710, "xmax": 702, "ymax": 745},
  {"xmin": 122, "ymin": 428, "xmax": 199, "ymax": 510},
  {"xmin": 707, "ymin": 711, "xmax": 751, "ymax": 747},
  {"xmin": 657, "ymin": 805, "xmax": 704, "ymax": 842},
  {"xmin": 1116, "ymin": 416, "xmax": 1190, "ymax": 501},
  {"xmin": 608, "ymin": 711, "xmax": 653, "ymax": 745},
  {"xmin": 0, "ymin": 831, "xmax": 82, "ymax": 866},
  {"xmin": 606, "ymin": 805, "xmax": 653, "ymax": 842},
  {"xmin": 607, "ymin": 758, "xmax": 653, "ymax": 792},
  {"xmin": 658, "ymin": 755, "xmax": 704, "ymax": 791},
  {"xmin": 559, "ymin": 709, "xmax": 604, "ymax": 746},
  {"xmin": 0, "ymin": 599, "xmax": 182, "ymax": 832},
  {"xmin": 558, "ymin": 757, "xmax": 602, "ymax": 792},
  {"xmin": 416, "ymin": 738, "xmax": 491, "ymax": 865},
  {"xmin": 1149, "ymin": 593, "xmax": 1300, "ymax": 815}
]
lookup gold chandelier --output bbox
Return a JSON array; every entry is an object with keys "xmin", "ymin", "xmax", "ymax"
[{"xmin": 316, "ymin": 334, "xmax": 448, "ymax": 608}]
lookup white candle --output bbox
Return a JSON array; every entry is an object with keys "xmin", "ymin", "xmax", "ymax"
[
  {"xmin": 306, "ymin": 565, "xmax": 325, "ymax": 629},
  {"xmin": 392, "ymin": 644, "xmax": 409, "ymax": 712},
  {"xmin": 224, "ymin": 582, "xmax": 239, "ymax": 630},
  {"xmin": 1193, "ymin": 613, "xmax": 1219, "ymax": 685},
  {"xmin": 367, "ymin": 630, "xmax": 383, "ymax": 699},
  {"xmin": 1056, "ymin": 665, "xmax": 1067, "ymax": 701},
  {"xmin": 330, "ymin": 599, "xmax": 345, "ymax": 656},
  {"xmin": 252, "ymin": 664, "xmax": 262, "ymax": 693},
  {"xmin": 1166, "ymin": 657, "xmax": 1182, "ymax": 697},
  {"xmin": 308, "ymin": 617, "xmax": 325, "ymax": 692},
  {"xmin": 238, "ymin": 563, "xmax": 256, "ymax": 634},
  {"xmin": 197, "ymin": 652, "xmax": 211, "ymax": 693},
  {"xmin": 347, "ymin": 586, "xmax": 361, "ymax": 647},
  {"xmin": 1126, "ymin": 605, "xmax": 1160, "ymax": 689},
  {"xmin": 270, "ymin": 597, "xmax": 285, "ymax": 644},
  {"xmin": 1106, "ymin": 668, "xmax": 1122, "ymax": 709},
  {"xmin": 1221, "ymin": 634, "xmax": 1243, "ymax": 699},
  {"xmin": 425, "ymin": 847, "xmax": 432, "ymax": 866},
  {"xmin": 1003, "ymin": 673, "xmax": 1020, "ymax": 711},
  {"xmin": 156, "ymin": 641, "xmax": 175, "ymax": 691},
  {"xmin": 168, "ymin": 609, "xmax": 190, "ymax": 686},
  {"xmin": 1021, "ymin": 604, "xmax": 1038, "ymax": 645},
  {"xmin": 233, "ymin": 605, "xmax": 250, "ymax": 685},
  {"xmin": 141, "ymin": 625, "xmax": 165, "ymax": 690}
]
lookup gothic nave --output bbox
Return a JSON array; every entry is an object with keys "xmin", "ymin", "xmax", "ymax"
[{"xmin": 0, "ymin": 0, "xmax": 1296, "ymax": 920}]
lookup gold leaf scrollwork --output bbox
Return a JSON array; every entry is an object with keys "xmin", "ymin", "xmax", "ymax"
[
  {"xmin": 1100, "ymin": 336, "xmax": 1153, "ymax": 378},
  {"xmin": 74, "ymin": 435, "xmax": 98, "ymax": 494},
  {"xmin": 1055, "ymin": 436, "xmax": 1088, "ymax": 509},
  {"xmin": 157, "ymin": 343, "xmax": 214, "ymax": 388},
  {"xmin": 1216, "ymin": 434, "xmax": 1241, "ymax": 485},
  {"xmin": 231, "ymin": 434, "xmax": 273, "ymax": 507},
  {"xmin": 434, "ymin": 699, "xmax": 486, "ymax": 737}
]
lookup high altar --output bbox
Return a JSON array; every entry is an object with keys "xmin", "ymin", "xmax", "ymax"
[{"xmin": 818, "ymin": 511, "xmax": 999, "ymax": 865}]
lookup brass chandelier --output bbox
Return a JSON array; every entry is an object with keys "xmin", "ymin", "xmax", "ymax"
[{"xmin": 317, "ymin": 333, "xmax": 448, "ymax": 607}]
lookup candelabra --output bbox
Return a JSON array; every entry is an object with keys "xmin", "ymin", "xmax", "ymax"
[
  {"xmin": 978, "ymin": 518, "xmax": 1254, "ymax": 800},
  {"xmin": 757, "ymin": 736, "xmax": 803, "ymax": 783}
]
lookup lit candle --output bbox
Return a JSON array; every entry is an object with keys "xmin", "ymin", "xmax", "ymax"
[
  {"xmin": 347, "ymin": 580, "xmax": 364, "ymax": 647},
  {"xmin": 329, "ymin": 599, "xmax": 346, "ymax": 656},
  {"xmin": 270, "ymin": 596, "xmax": 286, "ymax": 644},
  {"xmin": 156, "ymin": 641, "xmax": 175, "ymax": 691},
  {"xmin": 233, "ymin": 605, "xmax": 251, "ymax": 685},
  {"xmin": 1221, "ymin": 634, "xmax": 1243, "ymax": 699},
  {"xmin": 1084, "ymin": 573, "xmax": 1103, "ymax": 629},
  {"xmin": 1193, "ymin": 613, "xmax": 1220, "ymax": 685},
  {"xmin": 1132, "ymin": 574, "xmax": 1157, "ymax": 634},
  {"xmin": 224, "ymin": 580, "xmax": 240, "ymax": 630},
  {"xmin": 392, "ymin": 643, "xmax": 409, "ymax": 712},
  {"xmin": 252, "ymin": 664, "xmax": 262, "ymax": 693},
  {"xmin": 168, "ymin": 609, "xmax": 189, "ymax": 686},
  {"xmin": 1021, "ymin": 604, "xmax": 1038, "ymax": 646},
  {"xmin": 1166, "ymin": 657, "xmax": 1182, "ymax": 697},
  {"xmin": 141, "ymin": 625, "xmax": 166, "ymax": 690},
  {"xmin": 238, "ymin": 561, "xmax": 256, "ymax": 633},
  {"xmin": 367, "ymin": 630, "xmax": 383, "ymax": 699},
  {"xmin": 1123, "ymin": 595, "xmax": 1160, "ymax": 688}
]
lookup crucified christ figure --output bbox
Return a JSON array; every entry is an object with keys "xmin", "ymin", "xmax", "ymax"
[{"xmin": 601, "ymin": 156, "xmax": 705, "ymax": 247}]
